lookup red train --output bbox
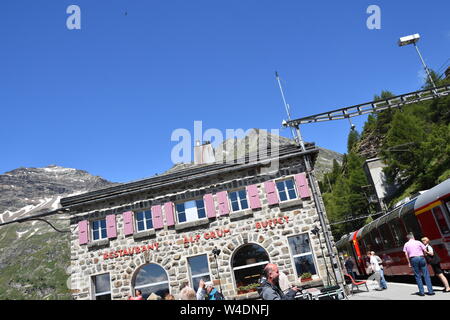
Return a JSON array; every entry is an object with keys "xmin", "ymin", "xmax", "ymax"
[{"xmin": 336, "ymin": 178, "xmax": 450, "ymax": 277}]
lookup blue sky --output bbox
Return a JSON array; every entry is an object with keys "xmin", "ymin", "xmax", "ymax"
[{"xmin": 1, "ymin": 1, "xmax": 449, "ymax": 182}]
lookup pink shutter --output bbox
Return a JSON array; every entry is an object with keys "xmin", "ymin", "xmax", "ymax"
[
  {"xmin": 164, "ymin": 202, "xmax": 175, "ymax": 227},
  {"xmin": 123, "ymin": 211, "xmax": 134, "ymax": 236},
  {"xmin": 204, "ymin": 193, "xmax": 216, "ymax": 218},
  {"xmin": 264, "ymin": 180, "xmax": 279, "ymax": 205},
  {"xmin": 152, "ymin": 205, "xmax": 164, "ymax": 229},
  {"xmin": 217, "ymin": 191, "xmax": 230, "ymax": 215},
  {"xmin": 106, "ymin": 214, "xmax": 117, "ymax": 238},
  {"xmin": 294, "ymin": 173, "xmax": 311, "ymax": 198},
  {"xmin": 78, "ymin": 220, "xmax": 89, "ymax": 245},
  {"xmin": 246, "ymin": 184, "xmax": 261, "ymax": 209}
]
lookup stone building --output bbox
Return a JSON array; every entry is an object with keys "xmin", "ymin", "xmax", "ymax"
[{"xmin": 62, "ymin": 144, "xmax": 342, "ymax": 300}]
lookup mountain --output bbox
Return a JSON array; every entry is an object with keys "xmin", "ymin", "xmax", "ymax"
[
  {"xmin": 0, "ymin": 166, "xmax": 117, "ymax": 299},
  {"xmin": 165, "ymin": 129, "xmax": 343, "ymax": 178},
  {"xmin": 213, "ymin": 129, "xmax": 343, "ymax": 179}
]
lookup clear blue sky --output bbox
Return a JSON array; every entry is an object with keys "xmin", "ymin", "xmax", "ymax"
[{"xmin": 1, "ymin": 1, "xmax": 449, "ymax": 182}]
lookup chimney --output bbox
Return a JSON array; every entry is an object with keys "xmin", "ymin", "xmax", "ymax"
[{"xmin": 194, "ymin": 141, "xmax": 215, "ymax": 165}]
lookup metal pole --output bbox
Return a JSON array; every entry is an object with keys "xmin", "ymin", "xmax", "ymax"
[
  {"xmin": 213, "ymin": 248, "xmax": 223, "ymax": 293},
  {"xmin": 413, "ymin": 43, "xmax": 437, "ymax": 90},
  {"xmin": 293, "ymin": 125, "xmax": 340, "ymax": 286},
  {"xmin": 275, "ymin": 72, "xmax": 298, "ymax": 142}
]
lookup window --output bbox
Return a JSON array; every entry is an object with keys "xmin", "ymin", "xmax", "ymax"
[
  {"xmin": 92, "ymin": 219, "xmax": 107, "ymax": 241},
  {"xmin": 370, "ymin": 230, "xmax": 383, "ymax": 252},
  {"xmin": 232, "ymin": 244, "xmax": 269, "ymax": 291},
  {"xmin": 378, "ymin": 224, "xmax": 394, "ymax": 250},
  {"xmin": 288, "ymin": 234, "xmax": 317, "ymax": 278},
  {"xmin": 188, "ymin": 255, "xmax": 211, "ymax": 292},
  {"xmin": 176, "ymin": 200, "xmax": 206, "ymax": 223},
  {"xmin": 133, "ymin": 264, "xmax": 169, "ymax": 299},
  {"xmin": 92, "ymin": 273, "xmax": 111, "ymax": 300},
  {"xmin": 136, "ymin": 210, "xmax": 153, "ymax": 232},
  {"xmin": 389, "ymin": 218, "xmax": 406, "ymax": 248},
  {"xmin": 402, "ymin": 212, "xmax": 422, "ymax": 240},
  {"xmin": 276, "ymin": 179, "xmax": 297, "ymax": 202},
  {"xmin": 229, "ymin": 189, "xmax": 249, "ymax": 212},
  {"xmin": 432, "ymin": 206, "xmax": 450, "ymax": 236}
]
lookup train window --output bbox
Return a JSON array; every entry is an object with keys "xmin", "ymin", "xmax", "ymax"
[
  {"xmin": 371, "ymin": 230, "xmax": 384, "ymax": 252},
  {"xmin": 378, "ymin": 224, "xmax": 394, "ymax": 250},
  {"xmin": 402, "ymin": 212, "xmax": 422, "ymax": 240},
  {"xmin": 389, "ymin": 218, "xmax": 406, "ymax": 247},
  {"xmin": 432, "ymin": 206, "xmax": 450, "ymax": 236}
]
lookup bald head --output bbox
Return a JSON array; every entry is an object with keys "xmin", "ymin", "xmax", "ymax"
[{"xmin": 264, "ymin": 263, "xmax": 280, "ymax": 285}]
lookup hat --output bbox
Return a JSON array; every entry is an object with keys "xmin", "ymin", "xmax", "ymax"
[{"xmin": 204, "ymin": 281, "xmax": 214, "ymax": 288}]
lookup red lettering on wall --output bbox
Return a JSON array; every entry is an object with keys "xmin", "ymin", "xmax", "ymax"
[{"xmin": 256, "ymin": 216, "xmax": 291, "ymax": 230}]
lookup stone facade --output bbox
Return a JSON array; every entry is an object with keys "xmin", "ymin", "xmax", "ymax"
[{"xmin": 66, "ymin": 147, "xmax": 342, "ymax": 300}]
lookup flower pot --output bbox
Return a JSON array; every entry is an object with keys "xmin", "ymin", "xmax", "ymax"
[{"xmin": 301, "ymin": 277, "xmax": 312, "ymax": 282}]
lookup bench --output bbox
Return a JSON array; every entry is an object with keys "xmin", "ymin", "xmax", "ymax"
[{"xmin": 344, "ymin": 274, "xmax": 369, "ymax": 294}]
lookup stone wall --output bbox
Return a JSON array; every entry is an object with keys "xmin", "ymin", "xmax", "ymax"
[{"xmin": 68, "ymin": 156, "xmax": 342, "ymax": 300}]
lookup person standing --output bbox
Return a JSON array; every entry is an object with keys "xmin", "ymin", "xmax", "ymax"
[
  {"xmin": 421, "ymin": 237, "xmax": 450, "ymax": 293},
  {"xmin": 258, "ymin": 263, "xmax": 298, "ymax": 300},
  {"xmin": 369, "ymin": 251, "xmax": 387, "ymax": 290},
  {"xmin": 344, "ymin": 255, "xmax": 357, "ymax": 279},
  {"xmin": 403, "ymin": 233, "xmax": 435, "ymax": 296},
  {"xmin": 196, "ymin": 279, "xmax": 225, "ymax": 300},
  {"xmin": 128, "ymin": 289, "xmax": 144, "ymax": 300}
]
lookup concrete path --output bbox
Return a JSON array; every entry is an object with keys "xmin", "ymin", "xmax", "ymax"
[{"xmin": 347, "ymin": 280, "xmax": 450, "ymax": 300}]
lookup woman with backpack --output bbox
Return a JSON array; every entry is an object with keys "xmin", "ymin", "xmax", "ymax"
[{"xmin": 421, "ymin": 237, "xmax": 450, "ymax": 292}]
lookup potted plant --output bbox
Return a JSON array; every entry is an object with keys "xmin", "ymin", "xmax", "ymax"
[
  {"xmin": 237, "ymin": 285, "xmax": 249, "ymax": 294},
  {"xmin": 246, "ymin": 283, "xmax": 259, "ymax": 293},
  {"xmin": 300, "ymin": 272, "xmax": 313, "ymax": 282}
]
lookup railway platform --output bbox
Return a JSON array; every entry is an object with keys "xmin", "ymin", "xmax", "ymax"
[{"xmin": 347, "ymin": 280, "xmax": 450, "ymax": 300}]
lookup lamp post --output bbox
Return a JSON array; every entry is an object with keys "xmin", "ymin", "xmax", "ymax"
[
  {"xmin": 311, "ymin": 225, "xmax": 334, "ymax": 287},
  {"xmin": 398, "ymin": 33, "xmax": 437, "ymax": 90},
  {"xmin": 212, "ymin": 247, "xmax": 223, "ymax": 293}
]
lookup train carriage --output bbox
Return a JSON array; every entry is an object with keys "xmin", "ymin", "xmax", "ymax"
[{"xmin": 336, "ymin": 179, "xmax": 450, "ymax": 277}]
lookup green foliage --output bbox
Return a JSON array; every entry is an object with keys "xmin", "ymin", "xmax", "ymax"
[
  {"xmin": 0, "ymin": 223, "xmax": 71, "ymax": 300},
  {"xmin": 322, "ymin": 131, "xmax": 374, "ymax": 240},
  {"xmin": 322, "ymin": 71, "xmax": 449, "ymax": 240},
  {"xmin": 347, "ymin": 130, "xmax": 360, "ymax": 153}
]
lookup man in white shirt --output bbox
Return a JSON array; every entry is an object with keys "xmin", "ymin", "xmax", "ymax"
[{"xmin": 368, "ymin": 251, "xmax": 387, "ymax": 290}]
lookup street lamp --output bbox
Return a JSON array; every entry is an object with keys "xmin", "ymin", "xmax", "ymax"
[
  {"xmin": 398, "ymin": 33, "xmax": 437, "ymax": 90},
  {"xmin": 311, "ymin": 225, "xmax": 335, "ymax": 287},
  {"xmin": 212, "ymin": 247, "xmax": 223, "ymax": 293}
]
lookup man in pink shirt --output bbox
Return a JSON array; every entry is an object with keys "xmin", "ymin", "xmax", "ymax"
[{"xmin": 403, "ymin": 233, "xmax": 434, "ymax": 296}]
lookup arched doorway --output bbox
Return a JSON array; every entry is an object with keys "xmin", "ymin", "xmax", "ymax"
[
  {"xmin": 133, "ymin": 263, "xmax": 169, "ymax": 299},
  {"xmin": 232, "ymin": 243, "xmax": 269, "ymax": 293}
]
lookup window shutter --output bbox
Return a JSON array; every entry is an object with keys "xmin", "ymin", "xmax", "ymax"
[
  {"xmin": 106, "ymin": 214, "xmax": 117, "ymax": 239},
  {"xmin": 216, "ymin": 191, "xmax": 230, "ymax": 215},
  {"xmin": 152, "ymin": 205, "xmax": 164, "ymax": 229},
  {"xmin": 294, "ymin": 173, "xmax": 311, "ymax": 198},
  {"xmin": 246, "ymin": 184, "xmax": 261, "ymax": 209},
  {"xmin": 203, "ymin": 193, "xmax": 216, "ymax": 218},
  {"xmin": 164, "ymin": 202, "xmax": 175, "ymax": 227},
  {"xmin": 123, "ymin": 211, "xmax": 134, "ymax": 236},
  {"xmin": 78, "ymin": 220, "xmax": 89, "ymax": 245},
  {"xmin": 264, "ymin": 180, "xmax": 279, "ymax": 205}
]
